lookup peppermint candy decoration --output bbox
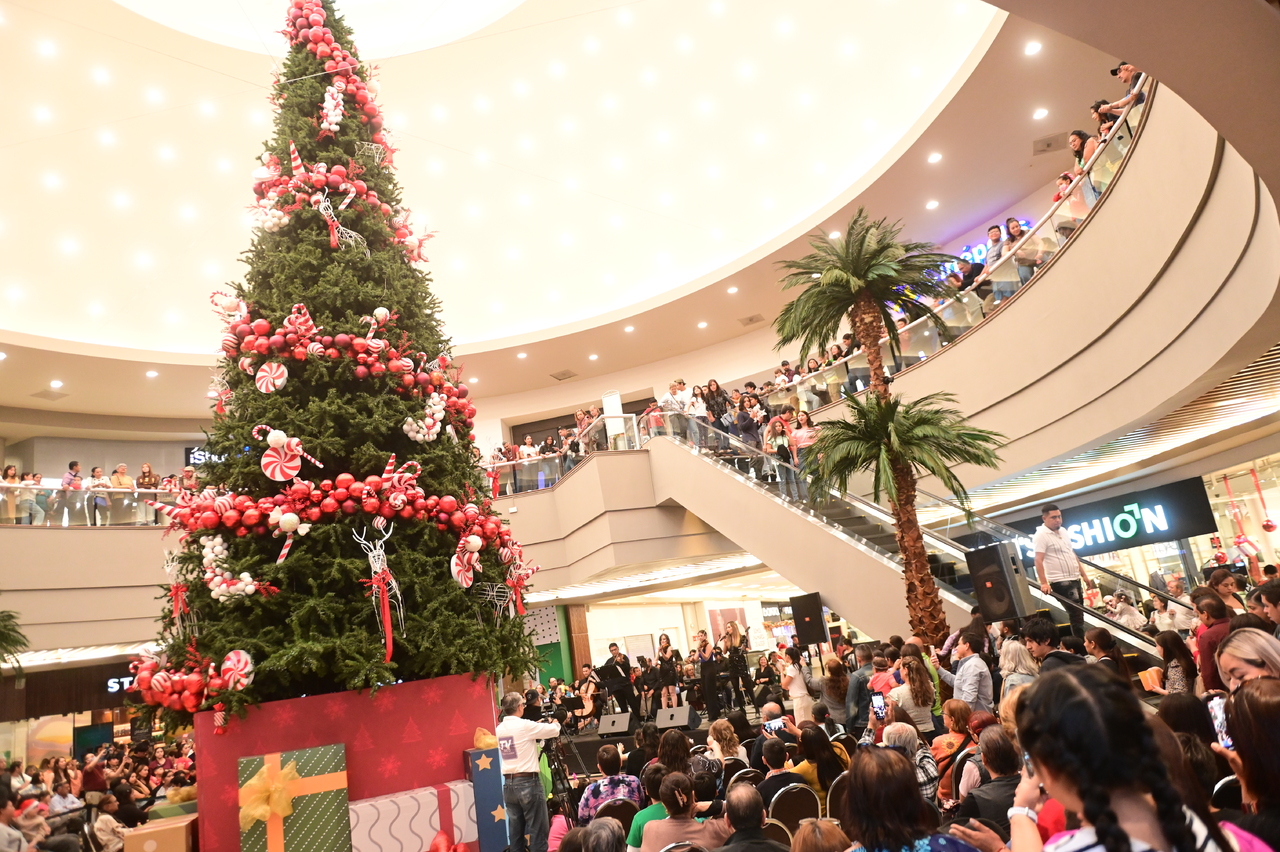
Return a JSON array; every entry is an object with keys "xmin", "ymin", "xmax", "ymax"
[
  {"xmin": 307, "ymin": 341, "xmax": 325, "ymax": 357},
  {"xmin": 255, "ymin": 362, "xmax": 288, "ymax": 393},
  {"xmin": 213, "ymin": 495, "xmax": 236, "ymax": 515},
  {"xmin": 260, "ymin": 447, "xmax": 301, "ymax": 481},
  {"xmin": 221, "ymin": 650, "xmax": 254, "ymax": 690},
  {"xmin": 150, "ymin": 670, "xmax": 172, "ymax": 693},
  {"xmin": 239, "ymin": 357, "xmax": 257, "ymax": 375},
  {"xmin": 366, "ymin": 338, "xmax": 386, "ymax": 356},
  {"xmin": 450, "ymin": 551, "xmax": 480, "ymax": 589}
]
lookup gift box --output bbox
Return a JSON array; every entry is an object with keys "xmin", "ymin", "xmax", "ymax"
[
  {"xmin": 197, "ymin": 675, "xmax": 497, "ymax": 852},
  {"xmin": 238, "ymin": 743, "xmax": 351, "ymax": 852},
  {"xmin": 465, "ymin": 749, "xmax": 505, "ymax": 852},
  {"xmin": 124, "ymin": 812, "xmax": 198, "ymax": 852},
  {"xmin": 349, "ymin": 779, "xmax": 476, "ymax": 852},
  {"xmin": 150, "ymin": 800, "xmax": 199, "ymax": 820}
]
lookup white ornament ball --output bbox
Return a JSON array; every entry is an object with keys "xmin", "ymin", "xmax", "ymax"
[
  {"xmin": 267, "ymin": 429, "xmax": 288, "ymax": 448},
  {"xmin": 278, "ymin": 512, "xmax": 301, "ymax": 533},
  {"xmin": 465, "ymin": 535, "xmax": 484, "ymax": 552},
  {"xmin": 373, "ymin": 307, "xmax": 390, "ymax": 323},
  {"xmin": 240, "ymin": 572, "xmax": 253, "ymax": 582}
]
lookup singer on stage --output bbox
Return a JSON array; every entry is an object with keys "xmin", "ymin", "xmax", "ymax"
[{"xmin": 599, "ymin": 643, "xmax": 635, "ymax": 715}]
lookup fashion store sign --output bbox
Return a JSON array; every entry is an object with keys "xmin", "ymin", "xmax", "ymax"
[{"xmin": 1003, "ymin": 478, "xmax": 1218, "ymax": 558}]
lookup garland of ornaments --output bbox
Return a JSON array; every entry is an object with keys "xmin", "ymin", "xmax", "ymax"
[
  {"xmin": 216, "ymin": 301, "xmax": 477, "ymax": 437},
  {"xmin": 130, "ymin": 647, "xmax": 253, "ymax": 723}
]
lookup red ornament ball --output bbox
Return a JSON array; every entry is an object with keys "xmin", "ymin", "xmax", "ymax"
[
  {"xmin": 335, "ymin": 472, "xmax": 355, "ymax": 490},
  {"xmin": 251, "ymin": 318, "xmax": 271, "ymax": 336},
  {"xmin": 438, "ymin": 495, "xmax": 459, "ymax": 514},
  {"xmin": 1265, "ymin": 519, "xmax": 1277, "ymax": 532},
  {"xmin": 354, "ymin": 365, "xmax": 370, "ymax": 380}
]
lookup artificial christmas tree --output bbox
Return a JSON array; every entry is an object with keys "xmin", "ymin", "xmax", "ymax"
[{"xmin": 134, "ymin": 0, "xmax": 539, "ymax": 730}]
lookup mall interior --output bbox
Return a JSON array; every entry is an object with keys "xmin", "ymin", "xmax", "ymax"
[{"xmin": 1, "ymin": 0, "xmax": 1280, "ymax": 823}]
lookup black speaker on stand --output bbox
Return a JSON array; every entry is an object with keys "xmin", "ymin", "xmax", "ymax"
[
  {"xmin": 966, "ymin": 541, "xmax": 1038, "ymax": 622},
  {"xmin": 791, "ymin": 592, "xmax": 828, "ymax": 646}
]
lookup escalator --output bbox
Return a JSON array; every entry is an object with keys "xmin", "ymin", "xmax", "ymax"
[{"xmin": 642, "ymin": 413, "xmax": 1162, "ymax": 672}]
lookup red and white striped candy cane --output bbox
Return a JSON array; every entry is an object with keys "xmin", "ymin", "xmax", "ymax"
[
  {"xmin": 289, "ymin": 303, "xmax": 320, "ymax": 338},
  {"xmin": 213, "ymin": 702, "xmax": 227, "ymax": 735},
  {"xmin": 391, "ymin": 461, "xmax": 421, "ymax": 489},
  {"xmin": 276, "ymin": 531, "xmax": 295, "ymax": 563},
  {"xmin": 251, "ymin": 424, "xmax": 274, "ymax": 443},
  {"xmin": 338, "ymin": 182, "xmax": 357, "ymax": 210},
  {"xmin": 381, "ymin": 454, "xmax": 397, "ymax": 483},
  {"xmin": 283, "ymin": 437, "xmax": 323, "ymax": 469},
  {"xmin": 288, "ymin": 141, "xmax": 306, "ymax": 177}
]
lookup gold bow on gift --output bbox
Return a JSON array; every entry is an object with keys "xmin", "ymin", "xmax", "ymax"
[{"xmin": 239, "ymin": 759, "xmax": 303, "ymax": 831}]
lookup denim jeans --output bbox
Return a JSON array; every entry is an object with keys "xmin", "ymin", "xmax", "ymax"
[
  {"xmin": 775, "ymin": 459, "xmax": 799, "ymax": 501},
  {"xmin": 795, "ymin": 448, "xmax": 811, "ymax": 501},
  {"xmin": 503, "ymin": 774, "xmax": 549, "ymax": 852},
  {"xmin": 1050, "ymin": 579, "xmax": 1086, "ymax": 637}
]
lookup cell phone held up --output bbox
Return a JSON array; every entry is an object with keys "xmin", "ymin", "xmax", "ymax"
[
  {"xmin": 870, "ymin": 691, "xmax": 887, "ymax": 720},
  {"xmin": 1207, "ymin": 695, "xmax": 1234, "ymax": 750},
  {"xmin": 762, "ymin": 717, "xmax": 786, "ymax": 735}
]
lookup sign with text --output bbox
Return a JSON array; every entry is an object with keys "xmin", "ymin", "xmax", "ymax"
[{"xmin": 1002, "ymin": 478, "xmax": 1217, "ymax": 558}]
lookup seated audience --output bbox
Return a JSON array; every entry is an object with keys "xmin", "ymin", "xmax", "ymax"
[
  {"xmin": 110, "ymin": 785, "xmax": 148, "ymax": 829},
  {"xmin": 578, "ymin": 745, "xmax": 644, "ymax": 824},
  {"xmin": 840, "ymin": 746, "xmax": 981, "ymax": 852},
  {"xmin": 625, "ymin": 763, "xmax": 670, "ymax": 852},
  {"xmin": 952, "ymin": 727, "xmax": 1021, "ymax": 835},
  {"xmin": 638, "ymin": 772, "xmax": 731, "ymax": 852},
  {"xmin": 94, "ymin": 794, "xmax": 127, "ymax": 852},
  {"xmin": 881, "ymin": 721, "xmax": 939, "ymax": 801},
  {"xmin": 749, "ymin": 704, "xmax": 796, "ymax": 772},
  {"xmin": 710, "ymin": 784, "xmax": 788, "ymax": 852},
  {"xmin": 707, "ymin": 719, "xmax": 747, "ymax": 764},
  {"xmin": 791, "ymin": 818, "xmax": 850, "ymax": 852},
  {"xmin": 930, "ymin": 699, "xmax": 973, "ymax": 802},
  {"xmin": 792, "ymin": 726, "xmax": 849, "ymax": 816},
  {"xmin": 627, "ymin": 724, "xmax": 659, "ymax": 778},
  {"xmin": 581, "ymin": 816, "xmax": 626, "ymax": 852},
  {"xmin": 754, "ymin": 739, "xmax": 804, "ymax": 807}
]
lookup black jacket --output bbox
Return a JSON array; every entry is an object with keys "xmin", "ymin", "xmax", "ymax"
[
  {"xmin": 956, "ymin": 774, "xmax": 1020, "ymax": 836},
  {"xmin": 1040, "ymin": 650, "xmax": 1086, "ymax": 672},
  {"xmin": 754, "ymin": 770, "xmax": 806, "ymax": 806},
  {"xmin": 712, "ymin": 827, "xmax": 790, "ymax": 852}
]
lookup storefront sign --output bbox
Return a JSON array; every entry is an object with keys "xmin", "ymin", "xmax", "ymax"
[
  {"xmin": 107, "ymin": 675, "xmax": 135, "ymax": 693},
  {"xmin": 184, "ymin": 447, "xmax": 227, "ymax": 466},
  {"xmin": 1003, "ymin": 478, "xmax": 1218, "ymax": 559}
]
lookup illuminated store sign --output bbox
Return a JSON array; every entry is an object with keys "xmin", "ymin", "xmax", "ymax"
[
  {"xmin": 1002, "ymin": 478, "xmax": 1218, "ymax": 559},
  {"xmin": 184, "ymin": 447, "xmax": 231, "ymax": 465}
]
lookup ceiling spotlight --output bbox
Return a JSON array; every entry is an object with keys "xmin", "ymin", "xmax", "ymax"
[
  {"xmin": 927, "ymin": 152, "xmax": 942, "ymax": 164},
  {"xmin": 49, "ymin": 380, "xmax": 63, "ymax": 389},
  {"xmin": 146, "ymin": 370, "xmax": 158, "ymax": 378},
  {"xmin": 828, "ymin": 231, "xmax": 840, "ymax": 240},
  {"xmin": 624, "ymin": 325, "xmax": 635, "ymax": 332},
  {"xmin": 0, "ymin": 352, "xmax": 7, "ymax": 361},
  {"xmin": 468, "ymin": 377, "xmax": 479, "ymax": 383},
  {"xmin": 697, "ymin": 321, "xmax": 708, "ymax": 329},
  {"xmin": 926, "ymin": 200, "xmax": 939, "ymax": 210},
  {"xmin": 588, "ymin": 354, "xmax": 599, "ymax": 361},
  {"xmin": 1033, "ymin": 108, "xmax": 1048, "ymax": 120},
  {"xmin": 516, "ymin": 352, "xmax": 527, "ymax": 359},
  {"xmin": 1025, "ymin": 41, "xmax": 1042, "ymax": 55},
  {"xmin": 727, "ymin": 287, "xmax": 738, "ymax": 294}
]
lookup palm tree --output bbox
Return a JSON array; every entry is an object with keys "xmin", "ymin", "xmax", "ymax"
[
  {"xmin": 774, "ymin": 208, "xmax": 957, "ymax": 399},
  {"xmin": 0, "ymin": 607, "xmax": 28, "ymax": 675},
  {"xmin": 808, "ymin": 392, "xmax": 1003, "ymax": 643}
]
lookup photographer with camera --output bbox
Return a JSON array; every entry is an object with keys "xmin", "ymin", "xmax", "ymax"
[{"xmin": 496, "ymin": 692, "xmax": 561, "ymax": 852}]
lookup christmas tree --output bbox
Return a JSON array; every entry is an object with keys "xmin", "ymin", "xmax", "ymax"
[{"xmin": 133, "ymin": 0, "xmax": 539, "ymax": 729}]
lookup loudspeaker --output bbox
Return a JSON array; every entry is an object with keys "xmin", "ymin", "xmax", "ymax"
[
  {"xmin": 791, "ymin": 592, "xmax": 828, "ymax": 646},
  {"xmin": 966, "ymin": 541, "xmax": 1038, "ymax": 622},
  {"xmin": 655, "ymin": 705, "xmax": 701, "ymax": 731},
  {"xmin": 598, "ymin": 712, "xmax": 638, "ymax": 738}
]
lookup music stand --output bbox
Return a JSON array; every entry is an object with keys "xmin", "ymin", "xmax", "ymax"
[{"xmin": 560, "ymin": 696, "xmax": 584, "ymax": 713}]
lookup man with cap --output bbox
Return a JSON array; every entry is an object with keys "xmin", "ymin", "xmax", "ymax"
[
  {"xmin": 496, "ymin": 692, "xmax": 561, "ymax": 852},
  {"xmin": 1099, "ymin": 62, "xmax": 1144, "ymax": 123}
]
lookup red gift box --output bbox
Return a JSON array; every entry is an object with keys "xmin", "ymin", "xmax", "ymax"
[{"xmin": 195, "ymin": 674, "xmax": 496, "ymax": 852}]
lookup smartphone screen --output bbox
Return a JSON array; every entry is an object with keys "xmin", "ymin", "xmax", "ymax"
[
  {"xmin": 1023, "ymin": 751, "xmax": 1035, "ymax": 776},
  {"xmin": 870, "ymin": 692, "xmax": 887, "ymax": 719},
  {"xmin": 1208, "ymin": 696, "xmax": 1234, "ymax": 749},
  {"xmin": 763, "ymin": 718, "xmax": 786, "ymax": 734}
]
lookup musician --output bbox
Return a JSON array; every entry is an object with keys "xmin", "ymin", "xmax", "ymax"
[
  {"xmin": 570, "ymin": 664, "xmax": 601, "ymax": 730},
  {"xmin": 720, "ymin": 621, "xmax": 752, "ymax": 712},
  {"xmin": 599, "ymin": 643, "xmax": 635, "ymax": 715},
  {"xmin": 656, "ymin": 633, "xmax": 683, "ymax": 709},
  {"xmin": 637, "ymin": 657, "xmax": 661, "ymax": 719},
  {"xmin": 693, "ymin": 630, "xmax": 721, "ymax": 722}
]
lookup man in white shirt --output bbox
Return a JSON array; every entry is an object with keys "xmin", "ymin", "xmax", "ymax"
[
  {"xmin": 1165, "ymin": 577, "xmax": 1199, "ymax": 637},
  {"xmin": 495, "ymin": 692, "xmax": 561, "ymax": 852},
  {"xmin": 1032, "ymin": 503, "xmax": 1096, "ymax": 638},
  {"xmin": 47, "ymin": 782, "xmax": 83, "ymax": 834}
]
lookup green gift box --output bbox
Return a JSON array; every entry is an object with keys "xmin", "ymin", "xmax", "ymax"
[
  {"xmin": 237, "ymin": 743, "xmax": 352, "ymax": 852},
  {"xmin": 149, "ymin": 799, "xmax": 198, "ymax": 820}
]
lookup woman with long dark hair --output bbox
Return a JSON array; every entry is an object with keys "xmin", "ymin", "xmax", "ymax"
[
  {"xmin": 889, "ymin": 656, "xmax": 938, "ymax": 740},
  {"xmin": 1149, "ymin": 630, "xmax": 1198, "ymax": 695},
  {"xmin": 1014, "ymin": 665, "xmax": 1232, "ymax": 852},
  {"xmin": 1085, "ymin": 627, "xmax": 1133, "ymax": 684},
  {"xmin": 841, "ymin": 746, "xmax": 975, "ymax": 852},
  {"xmin": 793, "ymin": 726, "xmax": 849, "ymax": 816},
  {"xmin": 655, "ymin": 633, "xmax": 682, "ymax": 709},
  {"xmin": 1207, "ymin": 569, "xmax": 1248, "ymax": 614},
  {"xmin": 820, "ymin": 657, "xmax": 848, "ymax": 727},
  {"xmin": 778, "ymin": 646, "xmax": 813, "ymax": 722},
  {"xmin": 627, "ymin": 722, "xmax": 659, "ymax": 778},
  {"xmin": 704, "ymin": 379, "xmax": 733, "ymax": 450},
  {"xmin": 655, "ymin": 729, "xmax": 691, "ymax": 777},
  {"xmin": 720, "ymin": 621, "xmax": 752, "ymax": 711}
]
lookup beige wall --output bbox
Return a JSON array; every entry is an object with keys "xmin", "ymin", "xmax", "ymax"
[{"xmin": 0, "ymin": 527, "xmax": 169, "ymax": 651}]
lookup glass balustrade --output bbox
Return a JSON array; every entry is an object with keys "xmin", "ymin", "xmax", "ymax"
[{"xmin": 0, "ymin": 484, "xmax": 179, "ymax": 527}]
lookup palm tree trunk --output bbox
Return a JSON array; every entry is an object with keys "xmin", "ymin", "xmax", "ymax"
[
  {"xmin": 890, "ymin": 458, "xmax": 951, "ymax": 646},
  {"xmin": 850, "ymin": 293, "xmax": 889, "ymax": 399}
]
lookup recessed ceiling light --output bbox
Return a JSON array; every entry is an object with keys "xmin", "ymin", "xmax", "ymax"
[
  {"xmin": 468, "ymin": 377, "xmax": 479, "ymax": 383},
  {"xmin": 926, "ymin": 200, "xmax": 939, "ymax": 209},
  {"xmin": 1033, "ymin": 108, "xmax": 1048, "ymax": 120},
  {"xmin": 624, "ymin": 325, "xmax": 634, "ymax": 332},
  {"xmin": 828, "ymin": 231, "xmax": 840, "ymax": 239},
  {"xmin": 1025, "ymin": 41, "xmax": 1042, "ymax": 55},
  {"xmin": 0, "ymin": 352, "xmax": 7, "ymax": 361},
  {"xmin": 49, "ymin": 380, "xmax": 63, "ymax": 389},
  {"xmin": 588, "ymin": 354, "xmax": 599, "ymax": 361},
  {"xmin": 146, "ymin": 370, "xmax": 158, "ymax": 378},
  {"xmin": 927, "ymin": 152, "xmax": 942, "ymax": 164},
  {"xmin": 727, "ymin": 287, "xmax": 738, "ymax": 294},
  {"xmin": 697, "ymin": 321, "xmax": 708, "ymax": 329},
  {"xmin": 517, "ymin": 353, "xmax": 527, "ymax": 359}
]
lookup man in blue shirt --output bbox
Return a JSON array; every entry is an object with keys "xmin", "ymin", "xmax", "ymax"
[{"xmin": 844, "ymin": 644, "xmax": 874, "ymax": 739}]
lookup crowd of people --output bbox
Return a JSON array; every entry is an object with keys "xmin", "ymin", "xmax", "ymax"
[
  {"xmin": 0, "ymin": 461, "xmax": 197, "ymax": 526},
  {"xmin": 0, "ymin": 740, "xmax": 195, "ymax": 852},
  {"xmin": 499, "ymin": 604, "xmax": 1278, "ymax": 852}
]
